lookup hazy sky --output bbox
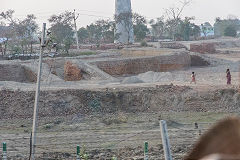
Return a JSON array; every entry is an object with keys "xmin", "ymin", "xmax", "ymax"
[{"xmin": 2, "ymin": 0, "xmax": 240, "ymax": 28}]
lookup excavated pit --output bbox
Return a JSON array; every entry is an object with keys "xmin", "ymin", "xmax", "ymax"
[
  {"xmin": 0, "ymin": 64, "xmax": 36, "ymax": 83},
  {"xmin": 190, "ymin": 55, "xmax": 210, "ymax": 66},
  {"xmin": 92, "ymin": 52, "xmax": 191, "ymax": 76},
  {"xmin": 44, "ymin": 59, "xmax": 99, "ymax": 81}
]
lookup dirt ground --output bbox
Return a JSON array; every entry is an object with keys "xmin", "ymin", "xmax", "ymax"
[
  {"xmin": 0, "ymin": 111, "xmax": 237, "ymax": 160},
  {"xmin": 0, "ymin": 37, "xmax": 240, "ymax": 159}
]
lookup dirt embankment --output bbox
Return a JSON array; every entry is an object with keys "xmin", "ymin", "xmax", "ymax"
[
  {"xmin": 0, "ymin": 85, "xmax": 239, "ymax": 119},
  {"xmin": 0, "ymin": 64, "xmax": 36, "ymax": 83}
]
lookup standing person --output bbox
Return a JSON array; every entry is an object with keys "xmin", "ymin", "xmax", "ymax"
[
  {"xmin": 191, "ymin": 72, "xmax": 196, "ymax": 84},
  {"xmin": 226, "ymin": 69, "xmax": 231, "ymax": 85}
]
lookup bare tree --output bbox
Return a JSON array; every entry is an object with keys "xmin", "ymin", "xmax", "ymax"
[
  {"xmin": 0, "ymin": 10, "xmax": 15, "ymax": 24},
  {"xmin": 165, "ymin": 0, "xmax": 192, "ymax": 40},
  {"xmin": 150, "ymin": 17, "xmax": 165, "ymax": 39}
]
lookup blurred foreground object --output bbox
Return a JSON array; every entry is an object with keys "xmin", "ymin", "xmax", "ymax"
[{"xmin": 185, "ymin": 117, "xmax": 240, "ymax": 160}]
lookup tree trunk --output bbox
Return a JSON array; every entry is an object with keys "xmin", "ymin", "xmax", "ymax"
[
  {"xmin": 31, "ymin": 41, "xmax": 33, "ymax": 53},
  {"xmin": 3, "ymin": 40, "xmax": 8, "ymax": 55}
]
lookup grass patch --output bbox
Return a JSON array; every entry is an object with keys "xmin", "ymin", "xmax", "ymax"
[
  {"xmin": 60, "ymin": 51, "xmax": 97, "ymax": 57},
  {"xmin": 101, "ymin": 113, "xmax": 128, "ymax": 125}
]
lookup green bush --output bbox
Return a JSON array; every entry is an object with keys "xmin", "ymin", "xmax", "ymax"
[{"xmin": 140, "ymin": 41, "xmax": 148, "ymax": 47}]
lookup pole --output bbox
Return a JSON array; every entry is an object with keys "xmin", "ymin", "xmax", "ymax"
[
  {"xmin": 77, "ymin": 145, "xmax": 81, "ymax": 160},
  {"xmin": 31, "ymin": 23, "xmax": 46, "ymax": 160},
  {"xmin": 160, "ymin": 120, "xmax": 173, "ymax": 160},
  {"xmin": 144, "ymin": 141, "xmax": 149, "ymax": 160},
  {"xmin": 73, "ymin": 9, "xmax": 79, "ymax": 50},
  {"xmin": 2, "ymin": 142, "xmax": 7, "ymax": 160}
]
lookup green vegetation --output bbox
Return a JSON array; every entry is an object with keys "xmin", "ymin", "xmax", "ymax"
[
  {"xmin": 80, "ymin": 145, "xmax": 89, "ymax": 160},
  {"xmin": 214, "ymin": 18, "xmax": 240, "ymax": 36},
  {"xmin": 60, "ymin": 51, "xmax": 97, "ymax": 57},
  {"xmin": 140, "ymin": 40, "xmax": 148, "ymax": 47},
  {"xmin": 101, "ymin": 113, "xmax": 128, "ymax": 125},
  {"xmin": 224, "ymin": 25, "xmax": 237, "ymax": 37}
]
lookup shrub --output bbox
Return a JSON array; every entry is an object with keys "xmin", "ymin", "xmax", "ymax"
[{"xmin": 140, "ymin": 40, "xmax": 148, "ymax": 47}]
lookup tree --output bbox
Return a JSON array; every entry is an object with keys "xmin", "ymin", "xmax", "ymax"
[
  {"xmin": 78, "ymin": 19, "xmax": 115, "ymax": 44},
  {"xmin": 214, "ymin": 18, "xmax": 240, "ymax": 36},
  {"xmin": 114, "ymin": 12, "xmax": 134, "ymax": 44},
  {"xmin": 48, "ymin": 11, "xmax": 75, "ymax": 53},
  {"xmin": 164, "ymin": 0, "xmax": 192, "ymax": 40},
  {"xmin": 115, "ymin": 12, "xmax": 148, "ymax": 43},
  {"xmin": 20, "ymin": 14, "xmax": 38, "ymax": 53},
  {"xmin": 92, "ymin": 19, "xmax": 115, "ymax": 43},
  {"xmin": 150, "ymin": 17, "xmax": 165, "ymax": 39},
  {"xmin": 0, "ymin": 10, "xmax": 39, "ymax": 54},
  {"xmin": 191, "ymin": 24, "xmax": 201, "ymax": 40},
  {"xmin": 134, "ymin": 23, "xmax": 148, "ymax": 41},
  {"xmin": 224, "ymin": 25, "xmax": 237, "ymax": 37},
  {"xmin": 78, "ymin": 27, "xmax": 89, "ymax": 44},
  {"xmin": 201, "ymin": 22, "xmax": 213, "ymax": 37},
  {"xmin": 132, "ymin": 13, "xmax": 149, "ymax": 42}
]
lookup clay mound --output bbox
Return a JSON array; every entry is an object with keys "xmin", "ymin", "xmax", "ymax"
[
  {"xmin": 64, "ymin": 61, "xmax": 82, "ymax": 81},
  {"xmin": 0, "ymin": 64, "xmax": 36, "ymax": 83}
]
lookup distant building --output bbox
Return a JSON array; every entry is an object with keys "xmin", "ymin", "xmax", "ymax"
[
  {"xmin": 214, "ymin": 19, "xmax": 240, "ymax": 37},
  {"xmin": 200, "ymin": 22, "xmax": 214, "ymax": 37}
]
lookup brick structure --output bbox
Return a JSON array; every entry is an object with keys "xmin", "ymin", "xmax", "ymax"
[
  {"xmin": 92, "ymin": 52, "xmax": 191, "ymax": 76},
  {"xmin": 64, "ymin": 61, "xmax": 82, "ymax": 81},
  {"xmin": 190, "ymin": 43, "xmax": 216, "ymax": 54},
  {"xmin": 159, "ymin": 42, "xmax": 188, "ymax": 50}
]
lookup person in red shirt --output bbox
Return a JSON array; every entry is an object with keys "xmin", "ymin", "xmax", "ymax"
[{"xmin": 191, "ymin": 72, "xmax": 196, "ymax": 84}]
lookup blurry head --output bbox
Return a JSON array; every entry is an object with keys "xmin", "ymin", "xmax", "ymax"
[
  {"xmin": 226, "ymin": 69, "xmax": 230, "ymax": 72},
  {"xmin": 192, "ymin": 72, "xmax": 195, "ymax": 74}
]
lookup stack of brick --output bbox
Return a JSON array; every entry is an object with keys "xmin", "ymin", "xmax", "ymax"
[
  {"xmin": 64, "ymin": 61, "xmax": 82, "ymax": 81},
  {"xmin": 159, "ymin": 42, "xmax": 188, "ymax": 50},
  {"xmin": 190, "ymin": 43, "xmax": 216, "ymax": 54}
]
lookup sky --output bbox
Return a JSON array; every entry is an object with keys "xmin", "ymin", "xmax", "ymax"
[{"xmin": 2, "ymin": 0, "xmax": 240, "ymax": 28}]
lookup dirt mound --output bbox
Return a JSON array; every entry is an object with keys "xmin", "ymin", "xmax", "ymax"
[
  {"xmin": 122, "ymin": 76, "xmax": 144, "ymax": 84},
  {"xmin": 0, "ymin": 64, "xmax": 36, "ymax": 83},
  {"xmin": 0, "ymin": 86, "xmax": 239, "ymax": 120},
  {"xmin": 137, "ymin": 71, "xmax": 173, "ymax": 83}
]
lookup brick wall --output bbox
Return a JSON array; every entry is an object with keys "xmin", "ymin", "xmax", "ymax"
[
  {"xmin": 159, "ymin": 42, "xmax": 188, "ymax": 50},
  {"xmin": 92, "ymin": 52, "xmax": 191, "ymax": 76},
  {"xmin": 190, "ymin": 43, "xmax": 216, "ymax": 54}
]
